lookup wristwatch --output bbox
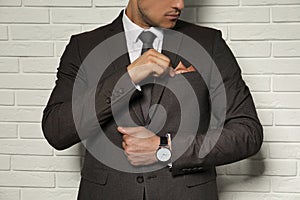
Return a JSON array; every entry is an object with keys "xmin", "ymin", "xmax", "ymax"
[{"xmin": 156, "ymin": 135, "xmax": 172, "ymax": 162}]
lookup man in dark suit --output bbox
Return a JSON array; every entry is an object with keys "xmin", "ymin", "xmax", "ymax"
[{"xmin": 42, "ymin": 0, "xmax": 263, "ymax": 199}]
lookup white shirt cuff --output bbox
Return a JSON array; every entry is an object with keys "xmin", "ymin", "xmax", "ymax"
[
  {"xmin": 167, "ymin": 133, "xmax": 172, "ymax": 168},
  {"xmin": 131, "ymin": 80, "xmax": 142, "ymax": 91}
]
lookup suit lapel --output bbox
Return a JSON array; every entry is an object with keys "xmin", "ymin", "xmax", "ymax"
[
  {"xmin": 104, "ymin": 12, "xmax": 184, "ymax": 125},
  {"xmin": 111, "ymin": 53, "xmax": 145, "ymax": 125},
  {"xmin": 149, "ymin": 50, "xmax": 177, "ymax": 111},
  {"xmin": 105, "ymin": 11, "xmax": 145, "ymax": 125},
  {"xmin": 144, "ymin": 27, "xmax": 184, "ymax": 125},
  {"xmin": 146, "ymin": 29, "xmax": 183, "ymax": 124}
]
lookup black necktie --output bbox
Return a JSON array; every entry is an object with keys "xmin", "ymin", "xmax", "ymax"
[
  {"xmin": 139, "ymin": 31, "xmax": 157, "ymax": 54},
  {"xmin": 138, "ymin": 31, "xmax": 157, "ymax": 120}
]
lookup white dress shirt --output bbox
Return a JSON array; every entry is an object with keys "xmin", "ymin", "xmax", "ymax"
[
  {"xmin": 122, "ymin": 10, "xmax": 172, "ymax": 167},
  {"xmin": 122, "ymin": 9, "xmax": 164, "ymax": 63}
]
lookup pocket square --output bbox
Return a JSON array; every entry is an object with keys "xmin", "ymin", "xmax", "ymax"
[{"xmin": 174, "ymin": 61, "xmax": 196, "ymax": 74}]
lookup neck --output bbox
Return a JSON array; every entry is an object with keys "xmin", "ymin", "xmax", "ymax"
[{"xmin": 126, "ymin": 2, "xmax": 151, "ymax": 29}]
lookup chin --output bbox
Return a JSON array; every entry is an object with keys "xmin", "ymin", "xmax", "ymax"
[{"xmin": 160, "ymin": 21, "xmax": 177, "ymax": 29}]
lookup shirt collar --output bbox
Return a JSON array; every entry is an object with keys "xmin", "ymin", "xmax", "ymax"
[{"xmin": 122, "ymin": 9, "xmax": 164, "ymax": 43}]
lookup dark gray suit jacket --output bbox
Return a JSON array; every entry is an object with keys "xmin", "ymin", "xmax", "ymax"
[{"xmin": 42, "ymin": 11, "xmax": 263, "ymax": 200}]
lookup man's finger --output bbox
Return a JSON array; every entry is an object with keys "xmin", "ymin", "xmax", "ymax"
[
  {"xmin": 151, "ymin": 64, "xmax": 167, "ymax": 77},
  {"xmin": 143, "ymin": 49, "xmax": 171, "ymax": 68},
  {"xmin": 153, "ymin": 53, "xmax": 171, "ymax": 64},
  {"xmin": 117, "ymin": 126, "xmax": 127, "ymax": 135},
  {"xmin": 117, "ymin": 126, "xmax": 142, "ymax": 135},
  {"xmin": 169, "ymin": 67, "xmax": 176, "ymax": 77},
  {"xmin": 122, "ymin": 141, "xmax": 126, "ymax": 149},
  {"xmin": 144, "ymin": 49, "xmax": 170, "ymax": 63}
]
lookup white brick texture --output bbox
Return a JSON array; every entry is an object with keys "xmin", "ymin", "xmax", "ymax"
[
  {"xmin": 241, "ymin": 0, "xmax": 300, "ymax": 6},
  {"xmin": 197, "ymin": 7, "xmax": 270, "ymax": 23},
  {"xmin": 0, "ymin": 189, "xmax": 20, "ymax": 200},
  {"xmin": 0, "ymin": 124, "xmax": 18, "ymax": 138},
  {"xmin": 11, "ymin": 156, "xmax": 82, "ymax": 171},
  {"xmin": 56, "ymin": 172, "xmax": 81, "ymax": 188},
  {"xmin": 273, "ymin": 42, "xmax": 300, "ymax": 57},
  {"xmin": 0, "ymin": 0, "xmax": 21, "ymax": 7},
  {"xmin": 0, "ymin": 91, "xmax": 14, "ymax": 105},
  {"xmin": 19, "ymin": 123, "xmax": 44, "ymax": 138},
  {"xmin": 20, "ymin": 58, "xmax": 59, "ymax": 73},
  {"xmin": 0, "ymin": 1, "xmax": 299, "ymax": 200},
  {"xmin": 21, "ymin": 188, "xmax": 78, "ymax": 200},
  {"xmin": 0, "ymin": 8, "xmax": 49, "ymax": 23},
  {"xmin": 0, "ymin": 155, "xmax": 10, "ymax": 170},
  {"xmin": 10, "ymin": 25, "xmax": 82, "ymax": 40},
  {"xmin": 0, "ymin": 58, "xmax": 19, "ymax": 73},
  {"xmin": 52, "ymin": 8, "xmax": 122, "ymax": 24},
  {"xmin": 273, "ymin": 7, "xmax": 300, "ymax": 22},
  {"xmin": 0, "ymin": 42, "xmax": 53, "ymax": 57},
  {"xmin": 23, "ymin": 0, "xmax": 92, "ymax": 7},
  {"xmin": 0, "ymin": 171, "xmax": 54, "ymax": 187},
  {"xmin": 0, "ymin": 26, "xmax": 7, "ymax": 40}
]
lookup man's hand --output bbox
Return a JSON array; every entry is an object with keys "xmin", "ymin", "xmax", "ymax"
[
  {"xmin": 117, "ymin": 126, "xmax": 160, "ymax": 166},
  {"xmin": 127, "ymin": 49, "xmax": 175, "ymax": 84}
]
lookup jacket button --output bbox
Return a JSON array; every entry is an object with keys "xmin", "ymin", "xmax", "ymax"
[
  {"xmin": 136, "ymin": 176, "xmax": 144, "ymax": 183},
  {"xmin": 114, "ymin": 93, "xmax": 120, "ymax": 98},
  {"xmin": 118, "ymin": 88, "xmax": 124, "ymax": 94},
  {"xmin": 105, "ymin": 98, "xmax": 111, "ymax": 104}
]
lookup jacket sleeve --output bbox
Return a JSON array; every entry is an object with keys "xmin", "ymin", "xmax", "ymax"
[
  {"xmin": 42, "ymin": 35, "xmax": 136, "ymax": 150},
  {"xmin": 172, "ymin": 30, "xmax": 263, "ymax": 176}
]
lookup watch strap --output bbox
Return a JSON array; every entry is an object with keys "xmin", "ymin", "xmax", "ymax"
[{"xmin": 160, "ymin": 136, "xmax": 168, "ymax": 147}]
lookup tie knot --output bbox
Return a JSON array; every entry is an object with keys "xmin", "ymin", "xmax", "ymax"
[{"xmin": 139, "ymin": 31, "xmax": 157, "ymax": 48}]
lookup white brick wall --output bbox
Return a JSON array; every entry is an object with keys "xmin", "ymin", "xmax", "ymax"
[{"xmin": 0, "ymin": 0, "xmax": 299, "ymax": 199}]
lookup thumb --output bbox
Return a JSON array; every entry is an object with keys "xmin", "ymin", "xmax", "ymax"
[
  {"xmin": 169, "ymin": 68, "xmax": 176, "ymax": 77},
  {"xmin": 117, "ymin": 126, "xmax": 127, "ymax": 135}
]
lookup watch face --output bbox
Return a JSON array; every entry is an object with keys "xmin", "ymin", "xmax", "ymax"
[{"xmin": 156, "ymin": 148, "xmax": 171, "ymax": 162}]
